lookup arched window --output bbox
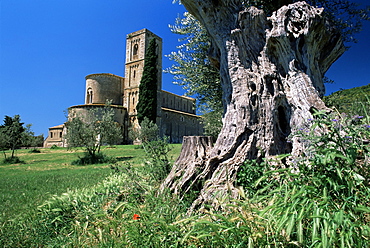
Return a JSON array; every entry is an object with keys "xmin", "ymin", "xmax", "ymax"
[
  {"xmin": 87, "ymin": 88, "xmax": 93, "ymax": 104},
  {"xmin": 133, "ymin": 44, "xmax": 139, "ymax": 56}
]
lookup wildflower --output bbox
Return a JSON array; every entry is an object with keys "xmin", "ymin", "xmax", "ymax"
[
  {"xmin": 133, "ymin": 214, "xmax": 140, "ymax": 220},
  {"xmin": 332, "ymin": 119, "xmax": 338, "ymax": 122},
  {"xmin": 357, "ymin": 116, "xmax": 364, "ymax": 119}
]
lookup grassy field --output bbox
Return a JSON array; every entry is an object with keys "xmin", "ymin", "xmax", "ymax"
[
  {"xmin": 0, "ymin": 144, "xmax": 182, "ymax": 223},
  {"xmin": 1, "ymin": 118, "xmax": 369, "ymax": 247}
]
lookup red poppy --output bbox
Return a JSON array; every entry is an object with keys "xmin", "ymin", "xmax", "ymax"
[{"xmin": 133, "ymin": 214, "xmax": 140, "ymax": 220}]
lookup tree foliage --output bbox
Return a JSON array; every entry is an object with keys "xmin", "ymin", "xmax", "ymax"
[
  {"xmin": 165, "ymin": 12, "xmax": 222, "ymax": 112},
  {"xmin": 165, "ymin": 12, "xmax": 224, "ymax": 138},
  {"xmin": 201, "ymin": 110, "xmax": 223, "ymax": 141},
  {"xmin": 22, "ymin": 124, "xmax": 44, "ymax": 149},
  {"xmin": 129, "ymin": 117, "xmax": 159, "ymax": 144},
  {"xmin": 137, "ymin": 38, "xmax": 158, "ymax": 124},
  {"xmin": 0, "ymin": 115, "xmax": 25, "ymax": 159},
  {"xmin": 65, "ymin": 102, "xmax": 122, "ymax": 163}
]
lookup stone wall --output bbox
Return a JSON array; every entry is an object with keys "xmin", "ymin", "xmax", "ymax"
[{"xmin": 160, "ymin": 108, "xmax": 203, "ymax": 143}]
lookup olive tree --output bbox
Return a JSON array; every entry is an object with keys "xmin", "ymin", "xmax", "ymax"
[
  {"xmin": 162, "ymin": 0, "xmax": 369, "ymax": 209},
  {"xmin": 65, "ymin": 103, "xmax": 122, "ymax": 164}
]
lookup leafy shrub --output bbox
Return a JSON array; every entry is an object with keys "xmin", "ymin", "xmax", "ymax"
[
  {"xmin": 2, "ymin": 156, "xmax": 23, "ymax": 164},
  {"xmin": 50, "ymin": 144, "xmax": 59, "ymax": 149},
  {"xmin": 236, "ymin": 157, "xmax": 271, "ymax": 197},
  {"xmin": 71, "ymin": 152, "xmax": 117, "ymax": 165},
  {"xmin": 28, "ymin": 148, "xmax": 41, "ymax": 153}
]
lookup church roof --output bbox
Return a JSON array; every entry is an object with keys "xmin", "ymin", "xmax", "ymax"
[
  {"xmin": 161, "ymin": 107, "xmax": 202, "ymax": 118},
  {"xmin": 49, "ymin": 124, "xmax": 64, "ymax": 129}
]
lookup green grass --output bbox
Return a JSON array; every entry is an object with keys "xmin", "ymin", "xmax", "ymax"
[
  {"xmin": 0, "ymin": 144, "xmax": 181, "ymax": 223},
  {"xmin": 1, "ymin": 117, "xmax": 368, "ymax": 247},
  {"xmin": 323, "ymin": 83, "xmax": 370, "ymax": 116}
]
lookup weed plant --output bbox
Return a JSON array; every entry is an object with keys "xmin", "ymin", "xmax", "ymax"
[{"xmin": 142, "ymin": 136, "xmax": 172, "ymax": 181}]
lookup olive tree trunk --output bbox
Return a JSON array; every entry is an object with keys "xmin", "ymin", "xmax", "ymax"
[{"xmin": 162, "ymin": 1, "xmax": 345, "ymax": 210}]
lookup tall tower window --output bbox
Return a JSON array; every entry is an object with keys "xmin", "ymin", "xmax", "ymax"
[{"xmin": 133, "ymin": 44, "xmax": 139, "ymax": 56}]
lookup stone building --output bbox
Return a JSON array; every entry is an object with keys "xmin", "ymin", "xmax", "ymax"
[
  {"xmin": 44, "ymin": 29, "xmax": 203, "ymax": 147},
  {"xmin": 44, "ymin": 124, "xmax": 66, "ymax": 148}
]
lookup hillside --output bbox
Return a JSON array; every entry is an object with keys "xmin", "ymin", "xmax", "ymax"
[{"xmin": 323, "ymin": 83, "xmax": 370, "ymax": 115}]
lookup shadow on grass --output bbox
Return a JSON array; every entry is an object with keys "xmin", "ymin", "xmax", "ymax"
[
  {"xmin": 1, "ymin": 156, "xmax": 25, "ymax": 165},
  {"xmin": 116, "ymin": 156, "xmax": 134, "ymax": 162}
]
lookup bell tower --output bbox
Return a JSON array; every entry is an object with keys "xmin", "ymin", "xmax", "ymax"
[{"xmin": 123, "ymin": 29, "xmax": 162, "ymax": 120}]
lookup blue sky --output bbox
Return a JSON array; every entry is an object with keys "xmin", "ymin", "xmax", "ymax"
[{"xmin": 0, "ymin": 0, "xmax": 369, "ymax": 136}]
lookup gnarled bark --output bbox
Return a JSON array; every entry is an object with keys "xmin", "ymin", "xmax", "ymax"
[
  {"xmin": 160, "ymin": 136, "xmax": 213, "ymax": 195},
  {"xmin": 162, "ymin": 1, "xmax": 345, "ymax": 211}
]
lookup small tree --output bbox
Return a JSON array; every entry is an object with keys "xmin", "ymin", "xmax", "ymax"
[
  {"xmin": 137, "ymin": 38, "xmax": 158, "ymax": 124},
  {"xmin": 0, "ymin": 115, "xmax": 25, "ymax": 159},
  {"xmin": 65, "ymin": 102, "xmax": 122, "ymax": 164},
  {"xmin": 129, "ymin": 117, "xmax": 159, "ymax": 145}
]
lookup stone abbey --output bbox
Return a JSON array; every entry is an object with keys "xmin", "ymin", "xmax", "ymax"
[{"xmin": 44, "ymin": 29, "xmax": 203, "ymax": 147}]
